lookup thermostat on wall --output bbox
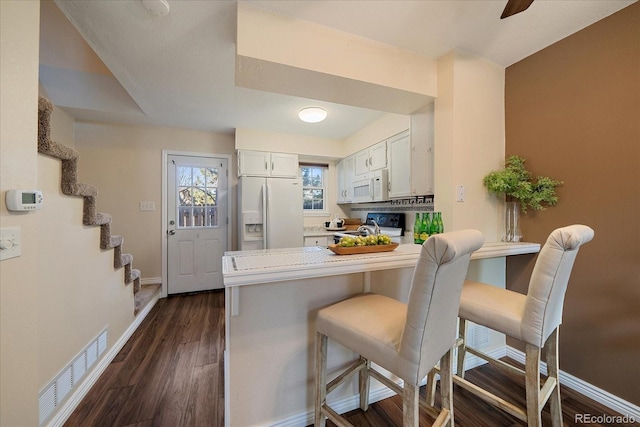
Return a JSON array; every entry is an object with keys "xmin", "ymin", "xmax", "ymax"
[{"xmin": 5, "ymin": 189, "xmax": 43, "ymax": 211}]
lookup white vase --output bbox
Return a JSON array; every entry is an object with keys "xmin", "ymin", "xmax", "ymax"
[{"xmin": 503, "ymin": 201, "xmax": 523, "ymax": 242}]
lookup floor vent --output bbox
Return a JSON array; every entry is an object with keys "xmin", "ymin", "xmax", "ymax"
[
  {"xmin": 471, "ymin": 324, "xmax": 490, "ymax": 347},
  {"xmin": 38, "ymin": 328, "xmax": 108, "ymax": 425}
]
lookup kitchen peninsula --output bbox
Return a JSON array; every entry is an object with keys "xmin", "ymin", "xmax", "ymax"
[{"xmin": 222, "ymin": 242, "xmax": 540, "ymax": 426}]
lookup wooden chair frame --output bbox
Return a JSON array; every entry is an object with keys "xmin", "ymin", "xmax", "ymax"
[
  {"xmin": 426, "ymin": 319, "xmax": 562, "ymax": 427},
  {"xmin": 315, "ymin": 331, "xmax": 454, "ymax": 427}
]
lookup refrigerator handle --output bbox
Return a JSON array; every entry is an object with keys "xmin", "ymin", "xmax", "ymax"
[{"xmin": 262, "ymin": 183, "xmax": 268, "ymax": 249}]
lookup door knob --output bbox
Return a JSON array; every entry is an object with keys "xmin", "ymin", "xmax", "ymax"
[{"xmin": 168, "ymin": 230, "xmax": 176, "ymax": 235}]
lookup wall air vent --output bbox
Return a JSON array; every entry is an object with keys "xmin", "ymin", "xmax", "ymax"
[{"xmin": 38, "ymin": 328, "xmax": 108, "ymax": 425}]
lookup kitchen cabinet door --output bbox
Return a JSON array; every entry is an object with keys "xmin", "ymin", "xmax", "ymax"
[
  {"xmin": 409, "ymin": 104, "xmax": 434, "ymax": 196},
  {"xmin": 337, "ymin": 155, "xmax": 355, "ymax": 204},
  {"xmin": 238, "ymin": 150, "xmax": 270, "ymax": 176},
  {"xmin": 388, "ymin": 130, "xmax": 412, "ymax": 198},
  {"xmin": 354, "ymin": 141, "xmax": 387, "ymax": 176},
  {"xmin": 304, "ymin": 236, "xmax": 329, "ymax": 247},
  {"xmin": 354, "ymin": 150, "xmax": 371, "ymax": 176},
  {"xmin": 238, "ymin": 151, "xmax": 299, "ymax": 177},
  {"xmin": 369, "ymin": 140, "xmax": 387, "ymax": 171},
  {"xmin": 387, "ymin": 105, "xmax": 434, "ymax": 199},
  {"xmin": 270, "ymin": 152, "xmax": 299, "ymax": 177}
]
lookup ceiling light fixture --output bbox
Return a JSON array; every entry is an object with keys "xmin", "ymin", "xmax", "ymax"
[
  {"xmin": 142, "ymin": 0, "xmax": 170, "ymax": 16},
  {"xmin": 298, "ymin": 107, "xmax": 327, "ymax": 123}
]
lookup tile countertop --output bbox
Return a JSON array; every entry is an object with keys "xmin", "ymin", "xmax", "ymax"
[{"xmin": 222, "ymin": 242, "xmax": 540, "ymax": 287}]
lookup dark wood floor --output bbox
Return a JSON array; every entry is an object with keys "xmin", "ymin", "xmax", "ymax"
[
  {"xmin": 64, "ymin": 291, "xmax": 225, "ymax": 427},
  {"xmin": 65, "ymin": 291, "xmax": 633, "ymax": 427}
]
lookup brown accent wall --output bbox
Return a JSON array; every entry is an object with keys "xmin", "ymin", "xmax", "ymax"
[{"xmin": 504, "ymin": 3, "xmax": 639, "ymax": 405}]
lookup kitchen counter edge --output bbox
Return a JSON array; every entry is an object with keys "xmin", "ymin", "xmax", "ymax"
[{"xmin": 223, "ymin": 242, "xmax": 540, "ymax": 288}]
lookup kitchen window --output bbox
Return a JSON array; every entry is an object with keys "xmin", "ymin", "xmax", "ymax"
[{"xmin": 301, "ymin": 163, "xmax": 328, "ymax": 214}]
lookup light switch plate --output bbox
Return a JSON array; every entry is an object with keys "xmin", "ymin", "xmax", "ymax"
[
  {"xmin": 139, "ymin": 201, "xmax": 156, "ymax": 211},
  {"xmin": 0, "ymin": 227, "xmax": 22, "ymax": 260},
  {"xmin": 456, "ymin": 185, "xmax": 465, "ymax": 202}
]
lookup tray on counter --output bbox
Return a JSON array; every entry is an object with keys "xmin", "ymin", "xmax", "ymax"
[{"xmin": 328, "ymin": 243, "xmax": 399, "ymax": 255}]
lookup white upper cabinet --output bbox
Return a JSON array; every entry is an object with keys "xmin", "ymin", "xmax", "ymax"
[
  {"xmin": 238, "ymin": 150, "xmax": 299, "ymax": 177},
  {"xmin": 369, "ymin": 141, "xmax": 387, "ymax": 171},
  {"xmin": 387, "ymin": 105, "xmax": 434, "ymax": 198},
  {"xmin": 387, "ymin": 130, "xmax": 412, "ymax": 198},
  {"xmin": 270, "ymin": 152, "xmax": 299, "ymax": 177},
  {"xmin": 336, "ymin": 155, "xmax": 355, "ymax": 204},
  {"xmin": 354, "ymin": 140, "xmax": 387, "ymax": 176}
]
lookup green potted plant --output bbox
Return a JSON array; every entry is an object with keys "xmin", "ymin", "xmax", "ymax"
[{"xmin": 483, "ymin": 155, "xmax": 562, "ymax": 242}]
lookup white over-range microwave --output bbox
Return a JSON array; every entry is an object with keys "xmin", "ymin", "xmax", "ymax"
[{"xmin": 352, "ymin": 169, "xmax": 389, "ymax": 203}]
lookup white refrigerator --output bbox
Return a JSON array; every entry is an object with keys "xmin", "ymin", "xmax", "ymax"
[{"xmin": 238, "ymin": 176, "xmax": 303, "ymax": 250}]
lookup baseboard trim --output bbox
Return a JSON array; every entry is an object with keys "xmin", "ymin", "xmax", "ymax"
[
  {"xmin": 140, "ymin": 277, "xmax": 162, "ymax": 286},
  {"xmin": 505, "ymin": 346, "xmax": 640, "ymax": 420},
  {"xmin": 269, "ymin": 382, "xmax": 398, "ymax": 427},
  {"xmin": 44, "ymin": 292, "xmax": 161, "ymax": 427}
]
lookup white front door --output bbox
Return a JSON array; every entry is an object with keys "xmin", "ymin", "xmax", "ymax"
[{"xmin": 167, "ymin": 154, "xmax": 228, "ymax": 294}]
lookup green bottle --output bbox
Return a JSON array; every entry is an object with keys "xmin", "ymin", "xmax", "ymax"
[
  {"xmin": 413, "ymin": 213, "xmax": 421, "ymax": 244},
  {"xmin": 430, "ymin": 212, "xmax": 438, "ymax": 235},
  {"xmin": 437, "ymin": 212, "xmax": 444, "ymax": 234},
  {"xmin": 420, "ymin": 213, "xmax": 430, "ymax": 243}
]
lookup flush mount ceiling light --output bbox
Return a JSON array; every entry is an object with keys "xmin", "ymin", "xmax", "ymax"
[
  {"xmin": 298, "ymin": 107, "xmax": 327, "ymax": 123},
  {"xmin": 142, "ymin": 0, "xmax": 170, "ymax": 16}
]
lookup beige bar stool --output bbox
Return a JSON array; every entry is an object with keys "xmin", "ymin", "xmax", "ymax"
[
  {"xmin": 314, "ymin": 229, "xmax": 484, "ymax": 427},
  {"xmin": 429, "ymin": 224, "xmax": 594, "ymax": 427}
]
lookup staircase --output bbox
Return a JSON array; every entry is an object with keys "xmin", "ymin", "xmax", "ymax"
[{"xmin": 38, "ymin": 97, "xmax": 159, "ymax": 314}]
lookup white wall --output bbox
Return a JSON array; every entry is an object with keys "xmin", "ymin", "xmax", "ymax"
[
  {"xmin": 343, "ymin": 113, "xmax": 410, "ymax": 155},
  {"xmin": 36, "ymin": 153, "xmax": 134, "ymax": 389},
  {"xmin": 0, "ymin": 1, "xmax": 41, "ymax": 425},
  {"xmin": 236, "ymin": 2, "xmax": 436, "ymax": 114},
  {"xmin": 235, "ymin": 128, "xmax": 343, "ymax": 158},
  {"xmin": 74, "ymin": 122, "xmax": 236, "ymax": 279}
]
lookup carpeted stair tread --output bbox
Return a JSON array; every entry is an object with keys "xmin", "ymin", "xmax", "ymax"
[
  {"xmin": 134, "ymin": 284, "xmax": 161, "ymax": 315},
  {"xmin": 117, "ymin": 253, "xmax": 133, "ymax": 269},
  {"xmin": 61, "ymin": 181, "xmax": 97, "ymax": 198},
  {"xmin": 39, "ymin": 141, "xmax": 78, "ymax": 161},
  {"xmin": 38, "ymin": 95, "xmax": 144, "ymax": 316},
  {"xmin": 99, "ymin": 222, "xmax": 112, "ymax": 248},
  {"xmin": 94, "ymin": 212, "xmax": 112, "ymax": 226},
  {"xmin": 104, "ymin": 235, "xmax": 124, "ymax": 250},
  {"xmin": 125, "ymin": 268, "xmax": 140, "ymax": 291},
  {"xmin": 125, "ymin": 267, "xmax": 140, "ymax": 285},
  {"xmin": 133, "ymin": 276, "xmax": 141, "ymax": 294}
]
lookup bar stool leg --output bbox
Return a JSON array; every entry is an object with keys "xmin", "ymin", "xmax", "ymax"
[
  {"xmin": 545, "ymin": 328, "xmax": 563, "ymax": 427},
  {"xmin": 359, "ymin": 358, "xmax": 371, "ymax": 411},
  {"xmin": 456, "ymin": 318, "xmax": 468, "ymax": 378},
  {"xmin": 403, "ymin": 382, "xmax": 419, "ymax": 427},
  {"xmin": 425, "ymin": 368, "xmax": 437, "ymax": 407},
  {"xmin": 314, "ymin": 332, "xmax": 328, "ymax": 427},
  {"xmin": 440, "ymin": 350, "xmax": 454, "ymax": 427},
  {"xmin": 525, "ymin": 344, "xmax": 542, "ymax": 427}
]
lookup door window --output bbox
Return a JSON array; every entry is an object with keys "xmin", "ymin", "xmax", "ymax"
[{"xmin": 177, "ymin": 166, "xmax": 219, "ymax": 228}]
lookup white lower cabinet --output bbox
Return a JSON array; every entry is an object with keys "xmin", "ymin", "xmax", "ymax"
[{"xmin": 304, "ymin": 236, "xmax": 329, "ymax": 247}]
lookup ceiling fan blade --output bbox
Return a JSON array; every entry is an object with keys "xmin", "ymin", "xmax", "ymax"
[{"xmin": 501, "ymin": 0, "xmax": 534, "ymax": 19}]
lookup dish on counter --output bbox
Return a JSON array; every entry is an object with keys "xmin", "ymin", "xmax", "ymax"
[{"xmin": 328, "ymin": 243, "xmax": 399, "ymax": 255}]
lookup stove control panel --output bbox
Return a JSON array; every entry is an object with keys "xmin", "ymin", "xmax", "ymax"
[{"xmin": 365, "ymin": 213, "xmax": 405, "ymax": 231}]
